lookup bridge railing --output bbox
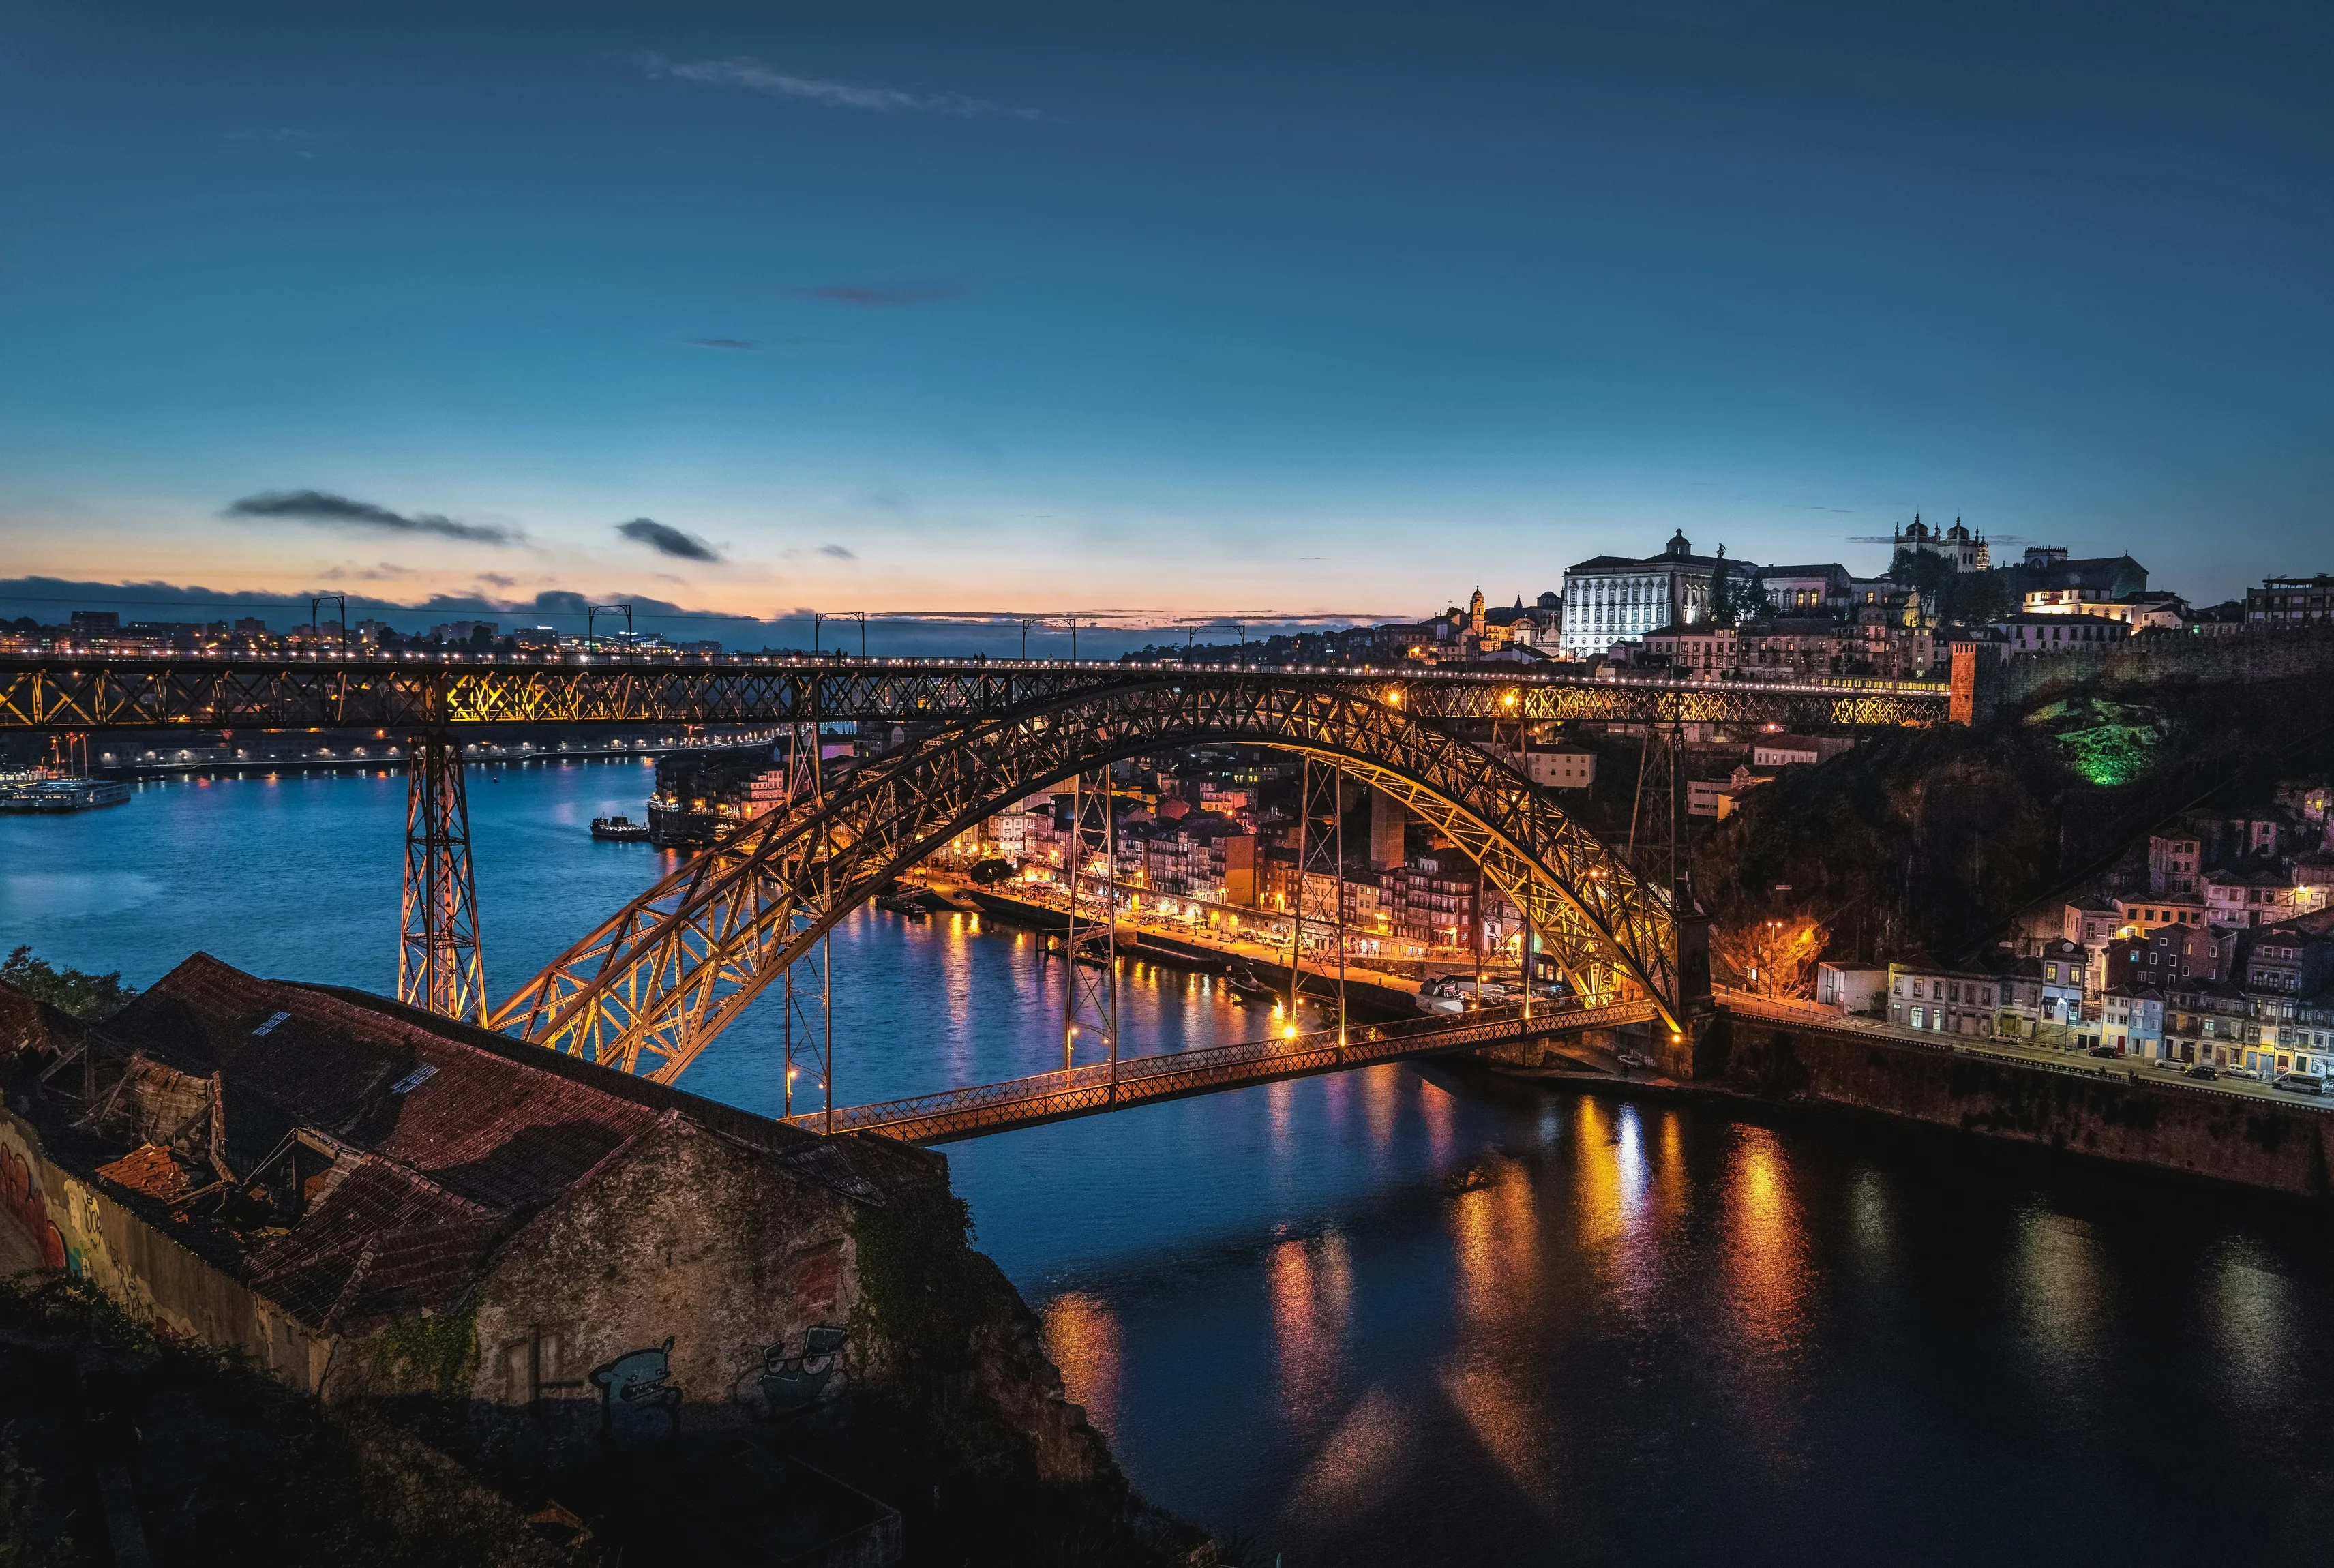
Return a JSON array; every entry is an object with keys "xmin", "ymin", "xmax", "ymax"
[{"xmin": 786, "ymin": 994, "xmax": 1660, "ymax": 1137}]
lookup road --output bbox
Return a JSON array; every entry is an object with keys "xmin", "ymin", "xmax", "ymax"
[{"xmin": 1718, "ymin": 988, "xmax": 2333, "ymax": 1113}]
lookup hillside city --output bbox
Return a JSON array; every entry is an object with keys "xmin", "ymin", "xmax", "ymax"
[{"xmin": 13, "ymin": 524, "xmax": 2333, "ymax": 1109}]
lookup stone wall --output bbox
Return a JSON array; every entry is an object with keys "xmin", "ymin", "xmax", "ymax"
[
  {"xmin": 1716, "ymin": 1017, "xmax": 2334, "ymax": 1196},
  {"xmin": 0, "ymin": 1107, "xmax": 333, "ymax": 1389},
  {"xmin": 1983, "ymin": 624, "xmax": 2334, "ymax": 714}
]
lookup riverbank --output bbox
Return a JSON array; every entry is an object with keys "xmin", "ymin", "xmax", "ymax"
[{"xmin": 1476, "ymin": 1010, "xmax": 2334, "ymax": 1200}]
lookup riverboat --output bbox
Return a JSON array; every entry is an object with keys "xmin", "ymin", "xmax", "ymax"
[
  {"xmin": 590, "ymin": 814, "xmax": 653, "ymax": 842},
  {"xmin": 0, "ymin": 774, "xmax": 132, "ymax": 813}
]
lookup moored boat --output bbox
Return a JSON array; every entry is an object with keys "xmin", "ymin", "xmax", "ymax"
[{"xmin": 590, "ymin": 814, "xmax": 653, "ymax": 842}]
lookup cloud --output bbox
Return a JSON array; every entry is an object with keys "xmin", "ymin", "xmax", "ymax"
[
  {"xmin": 474, "ymin": 572, "xmax": 517, "ymax": 588},
  {"xmin": 801, "ymin": 284, "xmax": 958, "ymax": 308},
  {"xmin": 685, "ymin": 337, "xmax": 759, "ymax": 350},
  {"xmin": 818, "ymin": 543, "xmax": 858, "ymax": 560},
  {"xmin": 636, "ymin": 52, "xmax": 1041, "ymax": 120},
  {"xmin": 225, "ymin": 489, "xmax": 518, "ymax": 545},
  {"xmin": 616, "ymin": 517, "xmax": 723, "ymax": 562}
]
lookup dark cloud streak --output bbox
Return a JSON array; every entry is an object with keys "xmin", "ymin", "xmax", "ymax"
[
  {"xmin": 224, "ymin": 489, "xmax": 517, "ymax": 545},
  {"xmin": 616, "ymin": 517, "xmax": 723, "ymax": 562}
]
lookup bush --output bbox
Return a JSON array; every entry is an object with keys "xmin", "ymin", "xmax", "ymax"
[{"xmin": 0, "ymin": 948, "xmax": 136, "ymax": 1020}]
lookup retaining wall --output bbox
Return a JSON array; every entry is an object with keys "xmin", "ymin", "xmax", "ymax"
[{"xmin": 1717, "ymin": 1016, "xmax": 2334, "ymax": 1197}]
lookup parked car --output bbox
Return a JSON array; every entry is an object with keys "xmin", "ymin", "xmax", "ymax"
[
  {"xmin": 2275, "ymin": 1072, "xmax": 2326, "ymax": 1096},
  {"xmin": 2087, "ymin": 1044, "xmax": 2119, "ymax": 1058},
  {"xmin": 2185, "ymin": 1063, "xmax": 2218, "ymax": 1080}
]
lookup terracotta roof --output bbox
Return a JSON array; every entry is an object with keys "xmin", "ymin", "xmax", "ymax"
[
  {"xmin": 109, "ymin": 953, "xmax": 663, "ymax": 1212},
  {"xmin": 93, "ymin": 1143, "xmax": 194, "ymax": 1204}
]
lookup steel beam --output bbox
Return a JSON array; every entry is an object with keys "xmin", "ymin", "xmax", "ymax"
[
  {"xmin": 491, "ymin": 678, "xmax": 1692, "ymax": 1081},
  {"xmin": 398, "ymin": 728, "xmax": 487, "ymax": 1025},
  {"xmin": 0, "ymin": 652, "xmax": 1952, "ymax": 732}
]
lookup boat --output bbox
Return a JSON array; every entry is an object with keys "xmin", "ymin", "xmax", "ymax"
[
  {"xmin": 0, "ymin": 774, "xmax": 130, "ymax": 813},
  {"xmin": 873, "ymin": 892, "xmax": 930, "ymax": 920},
  {"xmin": 1223, "ymin": 960, "xmax": 1280, "ymax": 1004},
  {"xmin": 590, "ymin": 815, "xmax": 653, "ymax": 842}
]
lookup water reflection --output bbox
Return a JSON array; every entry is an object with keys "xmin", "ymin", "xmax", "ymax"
[
  {"xmin": 1724, "ymin": 1126, "xmax": 1808, "ymax": 1357},
  {"xmin": 1042, "ymin": 1291, "xmax": 1124, "ymax": 1439},
  {"xmin": 1266, "ymin": 1231, "xmax": 1353, "ymax": 1430},
  {"xmin": 2206, "ymin": 1237, "xmax": 2296, "ymax": 1409},
  {"xmin": 2010, "ymin": 1207, "xmax": 2106, "ymax": 1394}
]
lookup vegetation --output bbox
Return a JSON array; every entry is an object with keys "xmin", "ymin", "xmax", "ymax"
[
  {"xmin": 0, "ymin": 948, "xmax": 136, "ymax": 1020},
  {"xmin": 1692, "ymin": 670, "xmax": 2334, "ymax": 965},
  {"xmin": 0, "ymin": 1275, "xmax": 558, "ymax": 1567},
  {"xmin": 1711, "ymin": 913, "xmax": 1829, "ymax": 997},
  {"xmin": 1887, "ymin": 549, "xmax": 2016, "ymax": 627}
]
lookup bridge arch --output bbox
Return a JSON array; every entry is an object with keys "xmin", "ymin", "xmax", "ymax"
[{"xmin": 490, "ymin": 676, "xmax": 1686, "ymax": 1081}]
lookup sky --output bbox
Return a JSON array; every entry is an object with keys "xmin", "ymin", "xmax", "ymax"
[{"xmin": 2, "ymin": 0, "xmax": 2329, "ymax": 649}]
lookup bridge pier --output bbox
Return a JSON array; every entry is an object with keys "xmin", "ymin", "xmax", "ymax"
[{"xmin": 398, "ymin": 725, "xmax": 488, "ymax": 1025}]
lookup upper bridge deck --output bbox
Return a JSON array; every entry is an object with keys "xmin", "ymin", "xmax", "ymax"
[{"xmin": 0, "ymin": 649, "xmax": 1951, "ymax": 731}]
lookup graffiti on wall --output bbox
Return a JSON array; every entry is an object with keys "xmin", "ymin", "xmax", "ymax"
[
  {"xmin": 760, "ymin": 1323, "xmax": 848, "ymax": 1419},
  {"xmin": 590, "ymin": 1336, "xmax": 683, "ymax": 1447},
  {"xmin": 0, "ymin": 1140, "xmax": 70, "ymax": 1273}
]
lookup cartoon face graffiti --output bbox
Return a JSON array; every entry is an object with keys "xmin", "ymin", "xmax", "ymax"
[
  {"xmin": 760, "ymin": 1323, "xmax": 848, "ymax": 1419},
  {"xmin": 589, "ymin": 1336, "xmax": 681, "ymax": 1446}
]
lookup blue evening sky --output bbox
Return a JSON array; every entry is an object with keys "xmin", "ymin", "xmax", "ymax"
[{"xmin": 1, "ymin": 0, "xmax": 2328, "ymax": 639}]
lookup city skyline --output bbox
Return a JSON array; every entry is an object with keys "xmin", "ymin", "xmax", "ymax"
[{"xmin": 5, "ymin": 0, "xmax": 2329, "ymax": 622}]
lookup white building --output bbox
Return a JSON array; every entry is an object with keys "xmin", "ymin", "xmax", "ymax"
[
  {"xmin": 1559, "ymin": 532, "xmax": 1753, "ymax": 659},
  {"xmin": 1520, "ymin": 749, "xmax": 1596, "ymax": 790}
]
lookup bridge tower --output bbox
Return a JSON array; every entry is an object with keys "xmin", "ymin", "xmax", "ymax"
[{"xmin": 398, "ymin": 725, "xmax": 487, "ymax": 1024}]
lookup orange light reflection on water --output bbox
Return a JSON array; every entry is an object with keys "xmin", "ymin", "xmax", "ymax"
[
  {"xmin": 1267, "ymin": 1231, "xmax": 1354, "ymax": 1430},
  {"xmin": 1041, "ymin": 1291, "xmax": 1124, "ymax": 1440},
  {"xmin": 1724, "ymin": 1126, "xmax": 1808, "ymax": 1356}
]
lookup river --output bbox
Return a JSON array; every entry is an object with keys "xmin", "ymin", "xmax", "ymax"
[{"xmin": 5, "ymin": 763, "xmax": 2331, "ymax": 1564}]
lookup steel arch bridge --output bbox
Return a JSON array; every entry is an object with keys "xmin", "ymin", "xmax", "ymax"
[
  {"xmin": 3, "ymin": 649, "xmax": 1947, "ymax": 1098},
  {"xmin": 488, "ymin": 673, "xmax": 1703, "ymax": 1081}
]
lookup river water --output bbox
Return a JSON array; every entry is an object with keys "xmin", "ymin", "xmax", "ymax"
[{"xmin": 6, "ymin": 764, "xmax": 2333, "ymax": 1564}]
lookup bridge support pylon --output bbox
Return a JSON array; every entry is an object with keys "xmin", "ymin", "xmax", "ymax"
[{"xmin": 398, "ymin": 726, "xmax": 487, "ymax": 1025}]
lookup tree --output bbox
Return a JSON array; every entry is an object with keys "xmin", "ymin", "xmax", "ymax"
[
  {"xmin": 1710, "ymin": 915, "xmax": 1830, "ymax": 998},
  {"xmin": 0, "ymin": 947, "xmax": 136, "ymax": 1019}
]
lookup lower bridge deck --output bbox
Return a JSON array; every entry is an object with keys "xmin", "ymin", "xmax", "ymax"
[{"xmin": 784, "ymin": 997, "xmax": 1661, "ymax": 1143}]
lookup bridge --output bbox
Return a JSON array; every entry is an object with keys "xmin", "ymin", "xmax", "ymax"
[
  {"xmin": 1, "ymin": 648, "xmax": 1949, "ymax": 1120},
  {"xmin": 783, "ymin": 997, "xmax": 1661, "ymax": 1143}
]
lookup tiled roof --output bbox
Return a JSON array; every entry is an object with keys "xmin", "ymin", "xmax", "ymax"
[
  {"xmin": 16, "ymin": 952, "xmax": 938, "ymax": 1336},
  {"xmin": 93, "ymin": 1143, "xmax": 194, "ymax": 1204},
  {"xmin": 110, "ymin": 953, "xmax": 662, "ymax": 1212}
]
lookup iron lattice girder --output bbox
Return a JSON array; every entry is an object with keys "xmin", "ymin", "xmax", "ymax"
[
  {"xmin": 491, "ymin": 676, "xmax": 1690, "ymax": 1083},
  {"xmin": 799, "ymin": 997, "xmax": 1663, "ymax": 1144},
  {"xmin": 0, "ymin": 654, "xmax": 1949, "ymax": 732}
]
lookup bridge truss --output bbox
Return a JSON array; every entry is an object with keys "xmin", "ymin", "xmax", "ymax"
[
  {"xmin": 0, "ymin": 652, "xmax": 1951, "ymax": 732},
  {"xmin": 2, "ymin": 650, "xmax": 1943, "ymax": 1096},
  {"xmin": 489, "ymin": 674, "xmax": 1700, "ymax": 1081}
]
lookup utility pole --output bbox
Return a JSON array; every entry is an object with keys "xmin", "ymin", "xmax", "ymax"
[
  {"xmin": 811, "ymin": 611, "xmax": 827, "ymax": 656},
  {"xmin": 310, "ymin": 593, "xmax": 346, "ymax": 652},
  {"xmin": 586, "ymin": 603, "xmax": 633, "ymax": 659},
  {"xmin": 852, "ymin": 611, "xmax": 867, "ymax": 659}
]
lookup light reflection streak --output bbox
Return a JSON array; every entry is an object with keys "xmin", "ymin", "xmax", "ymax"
[
  {"xmin": 1268, "ymin": 1077, "xmax": 1294, "ymax": 1145},
  {"xmin": 1267, "ymin": 1231, "xmax": 1354, "ymax": 1430},
  {"xmin": 1362, "ymin": 1064, "xmax": 1399, "ymax": 1143},
  {"xmin": 2009, "ymin": 1208, "xmax": 2105, "ymax": 1392},
  {"xmin": 1280, "ymin": 1386, "xmax": 1411, "ymax": 1530},
  {"xmin": 2205, "ymin": 1237, "xmax": 2296, "ymax": 1409},
  {"xmin": 1420, "ymin": 1076, "xmax": 1454, "ymax": 1162},
  {"xmin": 1041, "ymin": 1291, "xmax": 1124, "ymax": 1439},
  {"xmin": 1723, "ymin": 1127, "xmax": 1808, "ymax": 1357}
]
